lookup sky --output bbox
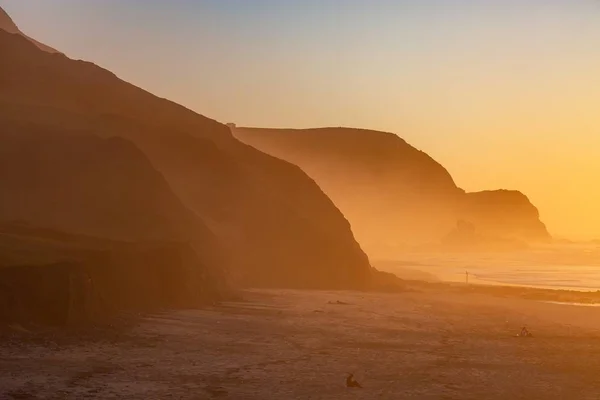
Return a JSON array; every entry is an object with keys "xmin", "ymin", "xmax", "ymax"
[{"xmin": 2, "ymin": 0, "xmax": 599, "ymax": 239}]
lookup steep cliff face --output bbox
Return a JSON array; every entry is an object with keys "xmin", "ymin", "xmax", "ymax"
[
  {"xmin": 234, "ymin": 127, "xmax": 550, "ymax": 256},
  {"xmin": 0, "ymin": 224, "xmax": 222, "ymax": 326},
  {"xmin": 0, "ymin": 24, "xmax": 373, "ymax": 289},
  {"xmin": 233, "ymin": 127, "xmax": 463, "ymax": 255},
  {"xmin": 0, "ymin": 125, "xmax": 228, "ymax": 294}
]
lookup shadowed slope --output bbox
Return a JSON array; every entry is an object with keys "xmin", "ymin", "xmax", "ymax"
[
  {"xmin": 0, "ymin": 128, "xmax": 229, "ymax": 324},
  {"xmin": 0, "ymin": 28, "xmax": 373, "ymax": 289},
  {"xmin": 234, "ymin": 127, "xmax": 550, "ymax": 256},
  {"xmin": 0, "ymin": 128, "xmax": 210, "ymax": 244}
]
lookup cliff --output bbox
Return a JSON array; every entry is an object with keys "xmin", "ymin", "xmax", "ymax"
[
  {"xmin": 234, "ymin": 127, "xmax": 550, "ymax": 257},
  {"xmin": 0, "ymin": 19, "xmax": 373, "ymax": 289},
  {"xmin": 0, "ymin": 224, "xmax": 223, "ymax": 326},
  {"xmin": 0, "ymin": 125, "xmax": 229, "ymax": 318},
  {"xmin": 0, "ymin": 128, "xmax": 215, "ymax": 246},
  {"xmin": 462, "ymin": 190, "xmax": 549, "ymax": 242}
]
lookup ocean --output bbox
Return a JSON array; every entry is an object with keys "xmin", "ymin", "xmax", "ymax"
[{"xmin": 378, "ymin": 244, "xmax": 600, "ymax": 292}]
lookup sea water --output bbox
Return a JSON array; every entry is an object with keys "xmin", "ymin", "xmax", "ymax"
[{"xmin": 379, "ymin": 245, "xmax": 600, "ymax": 292}]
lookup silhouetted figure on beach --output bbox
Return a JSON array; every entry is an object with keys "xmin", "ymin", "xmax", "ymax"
[
  {"xmin": 346, "ymin": 373, "xmax": 362, "ymax": 388},
  {"xmin": 519, "ymin": 326, "xmax": 532, "ymax": 337}
]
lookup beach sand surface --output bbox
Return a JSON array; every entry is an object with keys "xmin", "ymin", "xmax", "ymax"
[{"xmin": 2, "ymin": 288, "xmax": 600, "ymax": 399}]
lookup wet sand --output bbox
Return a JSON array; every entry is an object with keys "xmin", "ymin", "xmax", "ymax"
[{"xmin": 2, "ymin": 288, "xmax": 600, "ymax": 399}]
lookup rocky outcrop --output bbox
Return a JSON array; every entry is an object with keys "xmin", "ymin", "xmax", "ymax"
[
  {"xmin": 0, "ymin": 22, "xmax": 373, "ymax": 289},
  {"xmin": 234, "ymin": 127, "xmax": 550, "ymax": 257},
  {"xmin": 439, "ymin": 220, "xmax": 529, "ymax": 252},
  {"xmin": 462, "ymin": 190, "xmax": 549, "ymax": 242}
]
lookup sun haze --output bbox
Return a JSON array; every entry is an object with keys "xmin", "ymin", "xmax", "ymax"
[
  {"xmin": 5, "ymin": 2, "xmax": 600, "ymax": 398},
  {"xmin": 3, "ymin": 0, "xmax": 599, "ymax": 239}
]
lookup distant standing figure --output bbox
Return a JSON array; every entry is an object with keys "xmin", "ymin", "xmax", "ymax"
[
  {"xmin": 466, "ymin": 271, "xmax": 469, "ymax": 284},
  {"xmin": 346, "ymin": 373, "xmax": 362, "ymax": 388}
]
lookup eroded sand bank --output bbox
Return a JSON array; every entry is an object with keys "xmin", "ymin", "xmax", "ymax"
[{"xmin": 2, "ymin": 289, "xmax": 600, "ymax": 399}]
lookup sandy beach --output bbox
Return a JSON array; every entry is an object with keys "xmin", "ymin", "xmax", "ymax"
[{"xmin": 2, "ymin": 288, "xmax": 600, "ymax": 399}]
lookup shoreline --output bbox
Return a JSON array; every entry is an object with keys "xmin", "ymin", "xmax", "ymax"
[
  {"xmin": 402, "ymin": 278, "xmax": 600, "ymax": 305},
  {"xmin": 469, "ymin": 274, "xmax": 599, "ymax": 293},
  {"xmin": 2, "ymin": 277, "xmax": 599, "ymax": 339}
]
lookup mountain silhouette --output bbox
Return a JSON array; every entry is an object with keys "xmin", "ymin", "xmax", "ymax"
[
  {"xmin": 233, "ymin": 127, "xmax": 550, "ymax": 257},
  {"xmin": 0, "ymin": 128, "xmax": 213, "ymax": 245},
  {"xmin": 462, "ymin": 190, "xmax": 548, "ymax": 242},
  {"xmin": 0, "ymin": 9, "xmax": 374, "ymax": 290},
  {"xmin": 0, "ymin": 6, "xmax": 59, "ymax": 53},
  {"xmin": 0, "ymin": 122, "xmax": 229, "ymax": 320}
]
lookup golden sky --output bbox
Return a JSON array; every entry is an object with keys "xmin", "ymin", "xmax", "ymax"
[{"xmin": 3, "ymin": 0, "xmax": 599, "ymax": 238}]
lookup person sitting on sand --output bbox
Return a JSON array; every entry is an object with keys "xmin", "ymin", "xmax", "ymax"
[
  {"xmin": 346, "ymin": 373, "xmax": 362, "ymax": 388},
  {"xmin": 519, "ymin": 326, "xmax": 531, "ymax": 337}
]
